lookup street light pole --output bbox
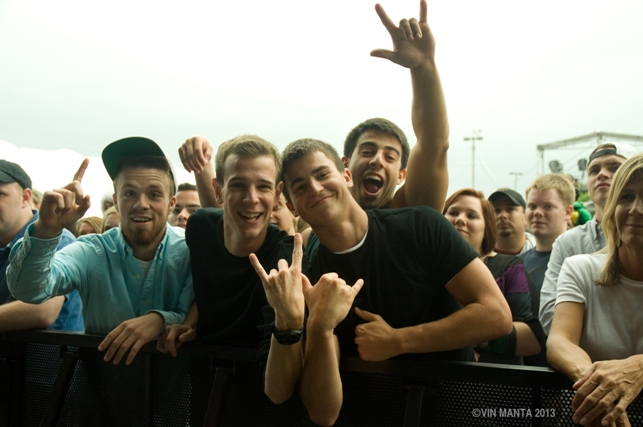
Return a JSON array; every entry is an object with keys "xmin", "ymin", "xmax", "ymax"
[
  {"xmin": 464, "ymin": 130, "xmax": 483, "ymax": 188},
  {"xmin": 509, "ymin": 172, "xmax": 523, "ymax": 191}
]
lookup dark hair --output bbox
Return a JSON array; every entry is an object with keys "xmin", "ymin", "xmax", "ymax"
[
  {"xmin": 281, "ymin": 138, "xmax": 345, "ymax": 202},
  {"xmin": 443, "ymin": 188, "xmax": 497, "ymax": 256},
  {"xmin": 344, "ymin": 118, "xmax": 410, "ymax": 168},
  {"xmin": 214, "ymin": 135, "xmax": 281, "ymax": 185},
  {"xmin": 177, "ymin": 182, "xmax": 197, "ymax": 192},
  {"xmin": 113, "ymin": 155, "xmax": 176, "ymax": 196}
]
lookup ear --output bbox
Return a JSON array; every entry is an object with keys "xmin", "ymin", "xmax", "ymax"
[
  {"xmin": 168, "ymin": 195, "xmax": 177, "ymax": 215},
  {"xmin": 397, "ymin": 168, "xmax": 407, "ymax": 185},
  {"xmin": 341, "ymin": 156, "xmax": 350, "ymax": 169},
  {"xmin": 275, "ymin": 181, "xmax": 283, "ymax": 202},
  {"xmin": 214, "ymin": 178, "xmax": 224, "ymax": 205},
  {"xmin": 21, "ymin": 188, "xmax": 32, "ymax": 209},
  {"xmin": 564, "ymin": 204, "xmax": 573, "ymax": 221},
  {"xmin": 344, "ymin": 167, "xmax": 354, "ymax": 189}
]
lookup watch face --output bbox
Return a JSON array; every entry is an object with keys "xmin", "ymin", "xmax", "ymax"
[{"xmin": 273, "ymin": 326, "xmax": 303, "ymax": 345}]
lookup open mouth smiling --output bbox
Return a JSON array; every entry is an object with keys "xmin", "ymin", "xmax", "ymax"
[
  {"xmin": 363, "ymin": 173, "xmax": 384, "ymax": 196},
  {"xmin": 239, "ymin": 212, "xmax": 262, "ymax": 221}
]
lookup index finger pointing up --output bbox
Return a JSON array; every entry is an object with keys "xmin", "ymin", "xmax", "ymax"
[
  {"xmin": 249, "ymin": 253, "xmax": 270, "ymax": 283},
  {"xmin": 73, "ymin": 158, "xmax": 89, "ymax": 183},
  {"xmin": 419, "ymin": 0, "xmax": 428, "ymax": 25},
  {"xmin": 291, "ymin": 233, "xmax": 303, "ymax": 272},
  {"xmin": 374, "ymin": 3, "xmax": 397, "ymax": 35}
]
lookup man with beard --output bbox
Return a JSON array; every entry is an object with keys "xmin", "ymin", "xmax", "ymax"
[
  {"xmin": 488, "ymin": 188, "xmax": 535, "ymax": 255},
  {"xmin": 8, "ymin": 137, "xmax": 193, "ymax": 365}
]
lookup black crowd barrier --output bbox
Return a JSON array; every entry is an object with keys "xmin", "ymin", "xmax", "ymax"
[{"xmin": 1, "ymin": 330, "xmax": 642, "ymax": 427}]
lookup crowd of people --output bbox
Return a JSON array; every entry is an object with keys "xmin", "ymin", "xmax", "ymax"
[{"xmin": 1, "ymin": 1, "xmax": 642, "ymax": 426}]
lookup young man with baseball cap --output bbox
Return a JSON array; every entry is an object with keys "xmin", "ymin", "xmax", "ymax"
[
  {"xmin": 0, "ymin": 159, "xmax": 83, "ymax": 332},
  {"xmin": 8, "ymin": 137, "xmax": 193, "ymax": 365},
  {"xmin": 539, "ymin": 142, "xmax": 638, "ymax": 334},
  {"xmin": 488, "ymin": 188, "xmax": 536, "ymax": 255}
]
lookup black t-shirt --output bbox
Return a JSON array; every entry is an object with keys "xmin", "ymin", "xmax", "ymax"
[
  {"xmin": 186, "ymin": 208, "xmax": 296, "ymax": 367},
  {"xmin": 310, "ymin": 207, "xmax": 479, "ymax": 361}
]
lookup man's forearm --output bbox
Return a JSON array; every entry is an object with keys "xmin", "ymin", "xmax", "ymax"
[
  {"xmin": 194, "ymin": 164, "xmax": 220, "ymax": 209},
  {"xmin": 395, "ymin": 299, "xmax": 512, "ymax": 355},
  {"xmin": 264, "ymin": 337, "xmax": 303, "ymax": 404},
  {"xmin": 0, "ymin": 297, "xmax": 65, "ymax": 332},
  {"xmin": 299, "ymin": 326, "xmax": 343, "ymax": 427},
  {"xmin": 399, "ymin": 60, "xmax": 449, "ymax": 211},
  {"xmin": 411, "ymin": 60, "xmax": 448, "ymax": 149}
]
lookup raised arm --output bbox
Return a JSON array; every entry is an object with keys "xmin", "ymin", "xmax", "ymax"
[
  {"xmin": 178, "ymin": 136, "xmax": 220, "ymax": 208},
  {"xmin": 250, "ymin": 234, "xmax": 306, "ymax": 405},
  {"xmin": 300, "ymin": 274, "xmax": 364, "ymax": 426},
  {"xmin": 8, "ymin": 159, "xmax": 91, "ymax": 303},
  {"xmin": 373, "ymin": 1, "xmax": 449, "ymax": 211}
]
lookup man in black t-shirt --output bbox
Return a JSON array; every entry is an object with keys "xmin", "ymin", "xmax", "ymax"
[
  {"xmin": 158, "ymin": 134, "xmax": 305, "ymax": 405},
  {"xmin": 276, "ymin": 138, "xmax": 513, "ymax": 426}
]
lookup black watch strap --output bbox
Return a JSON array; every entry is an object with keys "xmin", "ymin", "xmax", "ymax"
[{"xmin": 272, "ymin": 323, "xmax": 303, "ymax": 345}]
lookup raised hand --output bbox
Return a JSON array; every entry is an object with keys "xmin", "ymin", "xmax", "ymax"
[
  {"xmin": 250, "ymin": 233, "xmax": 305, "ymax": 330},
  {"xmin": 34, "ymin": 158, "xmax": 91, "ymax": 239},
  {"xmin": 179, "ymin": 136, "xmax": 213, "ymax": 174},
  {"xmin": 354, "ymin": 307, "xmax": 399, "ymax": 361},
  {"xmin": 371, "ymin": 0, "xmax": 435, "ymax": 69},
  {"xmin": 98, "ymin": 312, "xmax": 165, "ymax": 365},
  {"xmin": 302, "ymin": 273, "xmax": 364, "ymax": 333}
]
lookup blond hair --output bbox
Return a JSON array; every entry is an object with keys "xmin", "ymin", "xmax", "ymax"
[
  {"xmin": 214, "ymin": 135, "xmax": 281, "ymax": 185},
  {"xmin": 596, "ymin": 152, "xmax": 643, "ymax": 286},
  {"xmin": 76, "ymin": 216, "xmax": 103, "ymax": 237},
  {"xmin": 524, "ymin": 174, "xmax": 575, "ymax": 207}
]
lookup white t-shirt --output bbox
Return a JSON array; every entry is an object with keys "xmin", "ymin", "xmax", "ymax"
[{"xmin": 556, "ymin": 253, "xmax": 643, "ymax": 362}]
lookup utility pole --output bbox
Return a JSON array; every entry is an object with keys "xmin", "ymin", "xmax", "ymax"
[
  {"xmin": 464, "ymin": 130, "xmax": 483, "ymax": 187},
  {"xmin": 509, "ymin": 172, "xmax": 523, "ymax": 191}
]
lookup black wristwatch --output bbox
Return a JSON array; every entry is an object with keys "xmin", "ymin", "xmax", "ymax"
[{"xmin": 272, "ymin": 323, "xmax": 303, "ymax": 345}]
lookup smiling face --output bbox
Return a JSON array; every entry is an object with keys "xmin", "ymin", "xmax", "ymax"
[
  {"xmin": 113, "ymin": 167, "xmax": 175, "ymax": 250},
  {"xmin": 344, "ymin": 130, "xmax": 406, "ymax": 209},
  {"xmin": 444, "ymin": 195, "xmax": 485, "ymax": 253},
  {"xmin": 615, "ymin": 172, "xmax": 643, "ymax": 251},
  {"xmin": 284, "ymin": 151, "xmax": 353, "ymax": 227},
  {"xmin": 215, "ymin": 154, "xmax": 281, "ymax": 254},
  {"xmin": 526, "ymin": 188, "xmax": 571, "ymax": 243},
  {"xmin": 587, "ymin": 154, "xmax": 625, "ymax": 210}
]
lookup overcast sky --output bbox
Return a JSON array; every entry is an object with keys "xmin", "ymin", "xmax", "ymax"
[{"xmin": 1, "ymin": 0, "xmax": 642, "ymax": 200}]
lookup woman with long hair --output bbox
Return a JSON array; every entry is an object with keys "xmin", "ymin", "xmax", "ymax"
[
  {"xmin": 443, "ymin": 188, "xmax": 545, "ymax": 364},
  {"xmin": 547, "ymin": 152, "xmax": 643, "ymax": 427}
]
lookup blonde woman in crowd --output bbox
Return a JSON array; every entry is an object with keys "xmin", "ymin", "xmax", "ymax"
[
  {"xmin": 76, "ymin": 216, "xmax": 103, "ymax": 237},
  {"xmin": 102, "ymin": 206, "xmax": 120, "ymax": 233},
  {"xmin": 548, "ymin": 152, "xmax": 643, "ymax": 427}
]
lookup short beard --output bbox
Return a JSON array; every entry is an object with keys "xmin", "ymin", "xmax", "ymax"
[
  {"xmin": 499, "ymin": 230, "xmax": 512, "ymax": 238},
  {"xmin": 122, "ymin": 224, "xmax": 164, "ymax": 247}
]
